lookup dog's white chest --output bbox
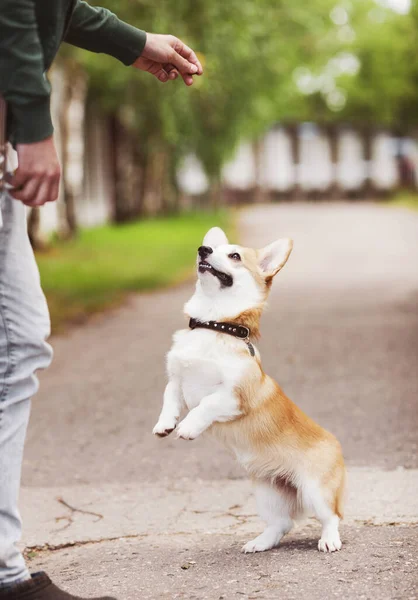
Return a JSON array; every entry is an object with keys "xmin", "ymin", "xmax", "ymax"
[
  {"xmin": 180, "ymin": 358, "xmax": 223, "ymax": 410},
  {"xmin": 167, "ymin": 329, "xmax": 243, "ymax": 410}
]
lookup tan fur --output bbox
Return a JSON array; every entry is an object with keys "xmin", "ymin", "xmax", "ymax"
[
  {"xmin": 211, "ymin": 247, "xmax": 346, "ymax": 522},
  {"xmin": 225, "ymin": 307, "xmax": 263, "ymax": 340},
  {"xmin": 157, "ymin": 229, "xmax": 345, "ymax": 552}
]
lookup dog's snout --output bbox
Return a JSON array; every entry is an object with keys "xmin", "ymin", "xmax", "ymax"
[{"xmin": 198, "ymin": 246, "xmax": 213, "ymax": 259}]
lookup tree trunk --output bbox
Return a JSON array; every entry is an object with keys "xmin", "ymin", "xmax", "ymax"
[
  {"xmin": 141, "ymin": 139, "xmax": 175, "ymax": 216},
  {"xmin": 327, "ymin": 125, "xmax": 341, "ymax": 199},
  {"xmin": 209, "ymin": 178, "xmax": 223, "ymax": 210},
  {"xmin": 252, "ymin": 138, "xmax": 268, "ymax": 203},
  {"xmin": 131, "ymin": 135, "xmax": 145, "ymax": 217},
  {"xmin": 58, "ymin": 65, "xmax": 80, "ymax": 238},
  {"xmin": 361, "ymin": 128, "xmax": 374, "ymax": 198},
  {"xmin": 141, "ymin": 144, "xmax": 161, "ymax": 216},
  {"xmin": 109, "ymin": 117, "xmax": 147, "ymax": 222},
  {"xmin": 165, "ymin": 147, "xmax": 181, "ymax": 214},
  {"xmin": 109, "ymin": 114, "xmax": 132, "ymax": 223},
  {"xmin": 287, "ymin": 125, "xmax": 302, "ymax": 200}
]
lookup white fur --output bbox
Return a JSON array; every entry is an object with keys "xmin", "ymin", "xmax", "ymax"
[
  {"xmin": 202, "ymin": 226, "xmax": 229, "ymax": 248},
  {"xmin": 301, "ymin": 480, "xmax": 342, "ymax": 552},
  {"xmin": 242, "ymin": 481, "xmax": 294, "ymax": 553},
  {"xmin": 162, "ymin": 327, "xmax": 251, "ymax": 437},
  {"xmin": 153, "ymin": 228, "xmax": 341, "ymax": 554},
  {"xmin": 184, "ymin": 243, "xmax": 263, "ymax": 322}
]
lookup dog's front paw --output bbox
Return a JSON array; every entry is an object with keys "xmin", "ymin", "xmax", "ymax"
[
  {"xmin": 175, "ymin": 418, "xmax": 204, "ymax": 441},
  {"xmin": 153, "ymin": 419, "xmax": 177, "ymax": 438}
]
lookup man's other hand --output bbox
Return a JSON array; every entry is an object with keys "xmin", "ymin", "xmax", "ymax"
[
  {"xmin": 133, "ymin": 33, "xmax": 203, "ymax": 86},
  {"xmin": 9, "ymin": 137, "xmax": 61, "ymax": 207}
]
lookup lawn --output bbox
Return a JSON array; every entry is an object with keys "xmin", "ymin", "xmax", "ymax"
[
  {"xmin": 387, "ymin": 191, "xmax": 418, "ymax": 212},
  {"xmin": 36, "ymin": 211, "xmax": 232, "ymax": 332}
]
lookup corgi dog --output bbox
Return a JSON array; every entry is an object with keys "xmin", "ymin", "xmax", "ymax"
[{"xmin": 153, "ymin": 227, "xmax": 345, "ymax": 553}]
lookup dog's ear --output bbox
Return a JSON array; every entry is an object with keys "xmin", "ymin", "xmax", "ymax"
[
  {"xmin": 203, "ymin": 227, "xmax": 229, "ymax": 248},
  {"xmin": 258, "ymin": 238, "xmax": 293, "ymax": 278}
]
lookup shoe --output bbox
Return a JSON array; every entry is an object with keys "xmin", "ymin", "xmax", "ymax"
[{"xmin": 0, "ymin": 572, "xmax": 117, "ymax": 600}]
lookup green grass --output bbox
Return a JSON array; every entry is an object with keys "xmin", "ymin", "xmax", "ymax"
[
  {"xmin": 36, "ymin": 211, "xmax": 232, "ymax": 332},
  {"xmin": 387, "ymin": 191, "xmax": 418, "ymax": 212}
]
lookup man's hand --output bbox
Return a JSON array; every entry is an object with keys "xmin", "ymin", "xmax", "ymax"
[
  {"xmin": 133, "ymin": 33, "xmax": 203, "ymax": 86},
  {"xmin": 9, "ymin": 137, "xmax": 61, "ymax": 207}
]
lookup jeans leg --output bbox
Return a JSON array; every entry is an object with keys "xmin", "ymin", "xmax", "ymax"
[
  {"xmin": 0, "ymin": 400, "xmax": 31, "ymax": 586},
  {"xmin": 0, "ymin": 193, "xmax": 53, "ymax": 585}
]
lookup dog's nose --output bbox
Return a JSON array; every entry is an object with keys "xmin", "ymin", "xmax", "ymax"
[{"xmin": 198, "ymin": 246, "xmax": 213, "ymax": 259}]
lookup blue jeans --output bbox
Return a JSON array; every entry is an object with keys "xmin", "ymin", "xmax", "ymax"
[{"xmin": 0, "ymin": 192, "xmax": 53, "ymax": 586}]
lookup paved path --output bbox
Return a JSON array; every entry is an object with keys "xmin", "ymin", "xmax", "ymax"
[{"xmin": 23, "ymin": 203, "xmax": 418, "ymax": 599}]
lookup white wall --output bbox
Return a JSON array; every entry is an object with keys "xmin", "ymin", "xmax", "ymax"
[{"xmin": 206, "ymin": 126, "xmax": 405, "ymax": 195}]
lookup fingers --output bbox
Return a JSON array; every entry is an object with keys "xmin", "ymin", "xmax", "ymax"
[
  {"xmin": 11, "ymin": 176, "xmax": 42, "ymax": 205},
  {"xmin": 164, "ymin": 63, "xmax": 180, "ymax": 80},
  {"xmin": 11, "ymin": 137, "xmax": 61, "ymax": 206},
  {"xmin": 135, "ymin": 34, "xmax": 202, "ymax": 85},
  {"xmin": 176, "ymin": 42, "xmax": 203, "ymax": 75},
  {"xmin": 181, "ymin": 73, "xmax": 195, "ymax": 86},
  {"xmin": 156, "ymin": 67, "xmax": 172, "ymax": 83},
  {"xmin": 49, "ymin": 169, "xmax": 60, "ymax": 203},
  {"xmin": 142, "ymin": 59, "xmax": 172, "ymax": 83},
  {"xmin": 156, "ymin": 63, "xmax": 194, "ymax": 85},
  {"xmin": 169, "ymin": 38, "xmax": 199, "ymax": 76},
  {"xmin": 155, "ymin": 64, "xmax": 180, "ymax": 83},
  {"xmin": 158, "ymin": 63, "xmax": 180, "ymax": 82},
  {"xmin": 9, "ymin": 168, "xmax": 60, "ymax": 207},
  {"xmin": 7, "ymin": 169, "xmax": 29, "ymax": 191},
  {"xmin": 32, "ymin": 179, "xmax": 54, "ymax": 207}
]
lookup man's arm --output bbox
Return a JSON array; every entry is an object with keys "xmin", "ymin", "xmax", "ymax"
[
  {"xmin": 65, "ymin": 1, "xmax": 203, "ymax": 85},
  {"xmin": 0, "ymin": 0, "xmax": 53, "ymax": 144},
  {"xmin": 64, "ymin": 1, "xmax": 147, "ymax": 67},
  {"xmin": 0, "ymin": 0, "xmax": 60, "ymax": 207}
]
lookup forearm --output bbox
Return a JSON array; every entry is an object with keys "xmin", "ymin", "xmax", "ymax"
[
  {"xmin": 0, "ymin": 0, "xmax": 53, "ymax": 144},
  {"xmin": 65, "ymin": 1, "xmax": 146, "ymax": 65}
]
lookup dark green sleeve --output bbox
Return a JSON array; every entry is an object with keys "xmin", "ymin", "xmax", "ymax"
[
  {"xmin": 0, "ymin": 0, "xmax": 53, "ymax": 144},
  {"xmin": 65, "ymin": 1, "xmax": 147, "ymax": 66}
]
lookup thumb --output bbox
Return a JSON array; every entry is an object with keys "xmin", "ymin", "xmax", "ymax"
[
  {"xmin": 170, "ymin": 51, "xmax": 198, "ymax": 76},
  {"xmin": 7, "ymin": 167, "xmax": 28, "ymax": 189}
]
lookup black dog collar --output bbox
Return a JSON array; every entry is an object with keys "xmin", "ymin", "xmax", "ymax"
[{"xmin": 189, "ymin": 318, "xmax": 255, "ymax": 356}]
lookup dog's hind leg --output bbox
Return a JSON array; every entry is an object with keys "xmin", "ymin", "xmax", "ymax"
[
  {"xmin": 302, "ymin": 479, "xmax": 343, "ymax": 553},
  {"xmin": 242, "ymin": 481, "xmax": 295, "ymax": 553}
]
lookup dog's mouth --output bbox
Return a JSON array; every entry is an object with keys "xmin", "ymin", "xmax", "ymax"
[{"xmin": 198, "ymin": 260, "xmax": 233, "ymax": 287}]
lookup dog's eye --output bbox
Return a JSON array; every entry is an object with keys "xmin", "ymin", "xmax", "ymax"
[{"xmin": 228, "ymin": 252, "xmax": 241, "ymax": 261}]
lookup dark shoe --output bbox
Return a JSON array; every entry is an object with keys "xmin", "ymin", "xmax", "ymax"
[{"xmin": 0, "ymin": 572, "xmax": 117, "ymax": 600}]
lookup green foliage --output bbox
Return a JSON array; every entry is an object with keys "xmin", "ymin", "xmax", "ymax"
[
  {"xmin": 36, "ymin": 210, "xmax": 232, "ymax": 331},
  {"xmin": 63, "ymin": 0, "xmax": 337, "ymax": 180},
  {"xmin": 62, "ymin": 0, "xmax": 417, "ymax": 187},
  {"xmin": 300, "ymin": 0, "xmax": 418, "ymax": 131}
]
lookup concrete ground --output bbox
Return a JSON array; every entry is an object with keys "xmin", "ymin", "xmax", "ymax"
[{"xmin": 22, "ymin": 202, "xmax": 418, "ymax": 599}]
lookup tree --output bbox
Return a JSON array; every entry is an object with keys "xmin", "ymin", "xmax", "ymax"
[{"xmin": 60, "ymin": 0, "xmax": 338, "ymax": 211}]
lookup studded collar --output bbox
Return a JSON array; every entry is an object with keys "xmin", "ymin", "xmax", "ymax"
[{"xmin": 189, "ymin": 318, "xmax": 255, "ymax": 356}]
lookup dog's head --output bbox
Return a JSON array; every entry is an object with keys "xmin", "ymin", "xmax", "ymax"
[{"xmin": 185, "ymin": 227, "xmax": 293, "ymax": 322}]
